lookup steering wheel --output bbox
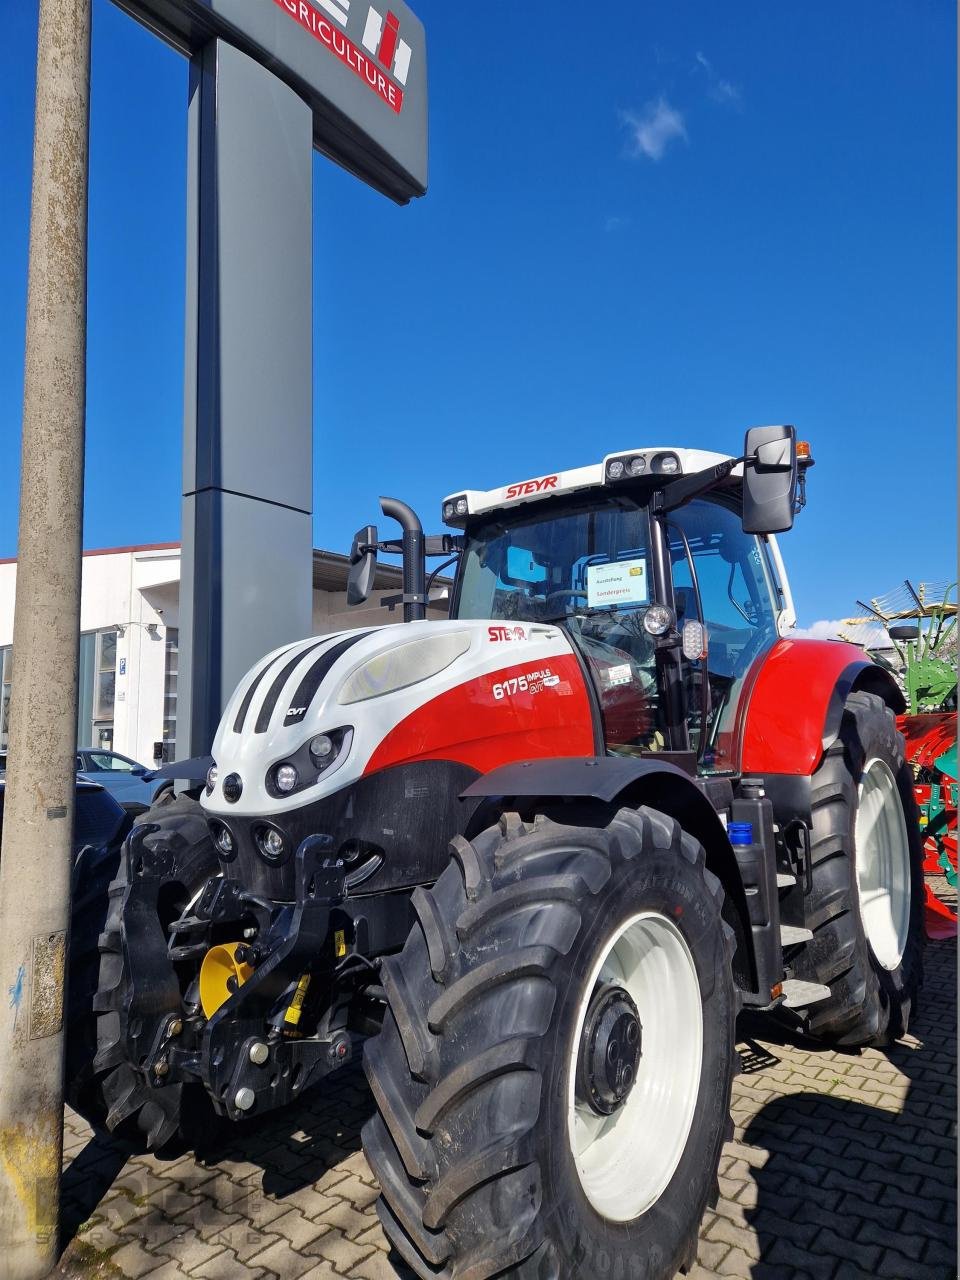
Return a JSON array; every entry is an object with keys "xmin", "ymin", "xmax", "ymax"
[{"xmin": 541, "ymin": 589, "xmax": 589, "ymax": 612}]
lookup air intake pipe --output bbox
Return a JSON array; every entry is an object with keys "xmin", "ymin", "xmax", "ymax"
[{"xmin": 380, "ymin": 496, "xmax": 426, "ymax": 622}]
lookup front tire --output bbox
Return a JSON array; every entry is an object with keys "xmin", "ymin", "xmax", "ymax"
[
  {"xmin": 66, "ymin": 792, "xmax": 219, "ymax": 1151},
  {"xmin": 362, "ymin": 807, "xmax": 738, "ymax": 1280},
  {"xmin": 789, "ymin": 691, "xmax": 925, "ymax": 1045}
]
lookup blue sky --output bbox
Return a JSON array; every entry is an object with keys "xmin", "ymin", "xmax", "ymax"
[{"xmin": 1, "ymin": 0, "xmax": 955, "ymax": 626}]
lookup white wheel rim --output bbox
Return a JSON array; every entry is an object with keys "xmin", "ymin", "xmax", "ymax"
[
  {"xmin": 566, "ymin": 911, "xmax": 703, "ymax": 1222},
  {"xmin": 855, "ymin": 757, "xmax": 912, "ymax": 970}
]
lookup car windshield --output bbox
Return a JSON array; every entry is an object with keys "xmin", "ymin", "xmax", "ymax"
[{"xmin": 456, "ymin": 498, "xmax": 665, "ymax": 751}]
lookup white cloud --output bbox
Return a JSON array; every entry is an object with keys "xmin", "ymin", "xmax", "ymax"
[
  {"xmin": 793, "ymin": 618, "xmax": 888, "ymax": 648},
  {"xmin": 695, "ymin": 51, "xmax": 741, "ymax": 105},
  {"xmin": 603, "ymin": 214, "xmax": 631, "ymax": 232},
  {"xmin": 621, "ymin": 98, "xmax": 687, "ymax": 161},
  {"xmin": 792, "ymin": 618, "xmax": 847, "ymax": 641}
]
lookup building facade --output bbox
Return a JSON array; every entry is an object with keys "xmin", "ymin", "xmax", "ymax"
[{"xmin": 0, "ymin": 543, "xmax": 448, "ymax": 765}]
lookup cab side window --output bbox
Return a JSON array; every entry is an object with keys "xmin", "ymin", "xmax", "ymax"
[{"xmin": 672, "ymin": 499, "xmax": 778, "ymax": 772}]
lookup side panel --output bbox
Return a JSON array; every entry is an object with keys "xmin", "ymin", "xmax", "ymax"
[
  {"xmin": 364, "ymin": 655, "xmax": 594, "ymax": 774},
  {"xmin": 740, "ymin": 638, "xmax": 892, "ymax": 775}
]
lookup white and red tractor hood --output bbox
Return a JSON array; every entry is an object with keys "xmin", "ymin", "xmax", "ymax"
[{"xmin": 203, "ymin": 619, "xmax": 595, "ymax": 819}]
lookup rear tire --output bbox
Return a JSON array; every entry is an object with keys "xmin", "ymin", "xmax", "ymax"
[
  {"xmin": 66, "ymin": 792, "xmax": 219, "ymax": 1151},
  {"xmin": 789, "ymin": 691, "xmax": 924, "ymax": 1045},
  {"xmin": 362, "ymin": 807, "xmax": 739, "ymax": 1280}
]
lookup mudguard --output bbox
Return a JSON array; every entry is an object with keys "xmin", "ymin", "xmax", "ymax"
[
  {"xmin": 463, "ymin": 755, "xmax": 758, "ymax": 993},
  {"xmin": 740, "ymin": 638, "xmax": 905, "ymax": 776}
]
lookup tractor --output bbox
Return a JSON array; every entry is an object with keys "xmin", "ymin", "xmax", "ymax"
[{"xmin": 67, "ymin": 426, "xmax": 925, "ymax": 1280}]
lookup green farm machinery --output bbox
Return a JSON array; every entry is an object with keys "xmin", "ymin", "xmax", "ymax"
[{"xmin": 843, "ymin": 581, "xmax": 957, "ymax": 934}]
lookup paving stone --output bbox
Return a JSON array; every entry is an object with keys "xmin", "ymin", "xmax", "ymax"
[
  {"xmin": 189, "ymin": 1250, "xmax": 265, "ymax": 1280},
  {"xmin": 714, "ymin": 1245, "xmax": 755, "ymax": 1278},
  {"xmin": 763, "ymin": 1237, "xmax": 837, "ymax": 1280},
  {"xmin": 158, "ymin": 1231, "xmax": 227, "ymax": 1271},
  {"xmin": 268, "ymin": 1208, "xmax": 328, "ymax": 1251},
  {"xmin": 695, "ymin": 1238, "xmax": 732, "ymax": 1270},
  {"xmin": 75, "ymin": 1219, "xmax": 126, "ymax": 1253},
  {"xmin": 245, "ymin": 1238, "xmax": 326, "ymax": 1279},
  {"xmin": 56, "ymin": 929, "xmax": 956, "ymax": 1280},
  {"xmin": 308, "ymin": 1228, "xmax": 377, "ymax": 1272},
  {"xmin": 310, "ymin": 1198, "xmax": 372, "ymax": 1241},
  {"xmin": 140, "ymin": 1264, "xmax": 189, "ymax": 1280},
  {"xmin": 876, "ymin": 1248, "xmax": 950, "ymax": 1279},
  {"xmin": 704, "ymin": 1214, "xmax": 760, "ymax": 1259},
  {"xmin": 333, "ymin": 1174, "xmax": 380, "ymax": 1211},
  {"xmin": 109, "ymin": 1240, "xmax": 173, "ymax": 1278}
]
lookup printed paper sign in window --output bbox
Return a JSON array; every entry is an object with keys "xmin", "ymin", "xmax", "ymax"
[{"xmin": 587, "ymin": 559, "xmax": 649, "ymax": 609}]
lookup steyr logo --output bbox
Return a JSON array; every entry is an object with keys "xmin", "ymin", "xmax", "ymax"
[
  {"xmin": 488, "ymin": 626, "xmax": 527, "ymax": 642},
  {"xmin": 275, "ymin": 0, "xmax": 413, "ymax": 113},
  {"xmin": 504, "ymin": 475, "xmax": 558, "ymax": 500}
]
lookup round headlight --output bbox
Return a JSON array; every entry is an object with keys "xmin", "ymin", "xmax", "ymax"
[
  {"xmin": 628, "ymin": 456, "xmax": 647, "ymax": 476},
  {"xmin": 443, "ymin": 502, "xmax": 455, "ymax": 520},
  {"xmin": 212, "ymin": 824, "xmax": 235, "ymax": 857},
  {"xmin": 607, "ymin": 459, "xmax": 625, "ymax": 480},
  {"xmin": 255, "ymin": 827, "xmax": 286, "ymax": 862},
  {"xmin": 274, "ymin": 763, "xmax": 298, "ymax": 794},
  {"xmin": 455, "ymin": 497, "xmax": 468, "ymax": 516},
  {"xmin": 655, "ymin": 453, "xmax": 680, "ymax": 475},
  {"xmin": 206, "ymin": 764, "xmax": 218, "ymax": 792},
  {"xmin": 222, "ymin": 773, "xmax": 242, "ymax": 803},
  {"xmin": 310, "ymin": 734, "xmax": 335, "ymax": 765},
  {"xmin": 643, "ymin": 604, "xmax": 676, "ymax": 637}
]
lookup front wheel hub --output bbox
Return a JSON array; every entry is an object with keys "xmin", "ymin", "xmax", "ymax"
[{"xmin": 576, "ymin": 984, "xmax": 642, "ymax": 1115}]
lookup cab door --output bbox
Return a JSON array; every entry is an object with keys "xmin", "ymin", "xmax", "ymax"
[{"xmin": 670, "ymin": 498, "xmax": 780, "ymax": 774}]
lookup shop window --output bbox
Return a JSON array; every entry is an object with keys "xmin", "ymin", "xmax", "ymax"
[{"xmin": 163, "ymin": 627, "xmax": 178, "ymax": 759}]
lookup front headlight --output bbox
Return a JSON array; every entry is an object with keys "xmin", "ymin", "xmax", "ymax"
[{"xmin": 338, "ymin": 632, "xmax": 471, "ymax": 705}]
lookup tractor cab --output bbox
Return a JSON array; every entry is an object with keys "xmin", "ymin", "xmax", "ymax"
[{"xmin": 352, "ymin": 426, "xmax": 809, "ymax": 777}]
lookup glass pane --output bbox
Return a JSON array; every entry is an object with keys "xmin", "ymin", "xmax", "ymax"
[
  {"xmin": 458, "ymin": 500, "xmax": 661, "ymax": 752},
  {"xmin": 99, "ymin": 630, "xmax": 117, "ymax": 672},
  {"xmin": 90, "ymin": 752, "xmax": 135, "ymax": 772},
  {"xmin": 672, "ymin": 500, "xmax": 778, "ymax": 773},
  {"xmin": 95, "ymin": 671, "xmax": 115, "ymax": 719}
]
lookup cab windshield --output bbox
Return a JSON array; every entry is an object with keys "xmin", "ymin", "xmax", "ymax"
[{"xmin": 455, "ymin": 499, "xmax": 664, "ymax": 751}]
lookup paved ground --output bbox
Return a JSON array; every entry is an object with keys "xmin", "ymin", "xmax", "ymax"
[{"xmin": 54, "ymin": 879, "xmax": 957, "ymax": 1280}]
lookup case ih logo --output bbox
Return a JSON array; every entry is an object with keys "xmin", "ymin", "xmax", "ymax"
[
  {"xmin": 274, "ymin": 0, "xmax": 412, "ymax": 114},
  {"xmin": 488, "ymin": 626, "xmax": 527, "ymax": 642},
  {"xmin": 504, "ymin": 475, "xmax": 558, "ymax": 500}
]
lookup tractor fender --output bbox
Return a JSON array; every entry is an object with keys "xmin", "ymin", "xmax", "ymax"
[
  {"xmin": 740, "ymin": 638, "xmax": 906, "ymax": 776},
  {"xmin": 462, "ymin": 756, "xmax": 757, "ymax": 993}
]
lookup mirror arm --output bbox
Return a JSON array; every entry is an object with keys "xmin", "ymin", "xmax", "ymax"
[
  {"xmin": 653, "ymin": 457, "xmax": 745, "ymax": 516},
  {"xmin": 364, "ymin": 534, "xmax": 463, "ymax": 558}
]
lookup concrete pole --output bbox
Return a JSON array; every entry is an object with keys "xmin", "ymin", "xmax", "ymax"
[{"xmin": 0, "ymin": 1, "xmax": 91, "ymax": 1274}]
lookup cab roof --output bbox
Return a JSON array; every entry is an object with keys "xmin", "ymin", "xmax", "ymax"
[{"xmin": 442, "ymin": 447, "xmax": 741, "ymax": 527}]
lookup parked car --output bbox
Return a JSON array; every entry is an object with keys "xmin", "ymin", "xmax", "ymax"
[
  {"xmin": 0, "ymin": 748, "xmax": 171, "ymax": 815},
  {"xmin": 0, "ymin": 775, "xmax": 128, "ymax": 860},
  {"xmin": 75, "ymin": 749, "xmax": 171, "ymax": 813}
]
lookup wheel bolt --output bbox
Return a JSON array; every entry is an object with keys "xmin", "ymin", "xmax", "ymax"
[{"xmin": 234, "ymin": 1087, "xmax": 256, "ymax": 1111}]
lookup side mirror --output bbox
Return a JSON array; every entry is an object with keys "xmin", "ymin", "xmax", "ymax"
[
  {"xmin": 742, "ymin": 425, "xmax": 798, "ymax": 534},
  {"xmin": 347, "ymin": 525, "xmax": 378, "ymax": 606},
  {"xmin": 888, "ymin": 623, "xmax": 920, "ymax": 642}
]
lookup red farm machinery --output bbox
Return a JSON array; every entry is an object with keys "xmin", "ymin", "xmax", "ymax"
[{"xmin": 842, "ymin": 581, "xmax": 957, "ymax": 939}]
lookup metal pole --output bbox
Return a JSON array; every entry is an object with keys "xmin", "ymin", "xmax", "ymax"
[{"xmin": 0, "ymin": 1, "xmax": 90, "ymax": 1273}]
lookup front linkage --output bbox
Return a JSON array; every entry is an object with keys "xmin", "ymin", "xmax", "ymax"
[{"xmin": 109, "ymin": 821, "xmax": 371, "ymax": 1125}]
